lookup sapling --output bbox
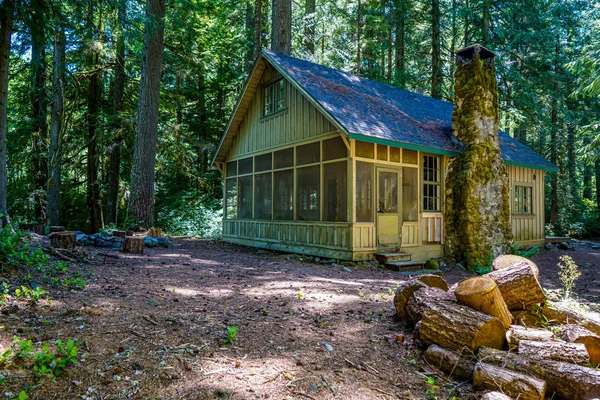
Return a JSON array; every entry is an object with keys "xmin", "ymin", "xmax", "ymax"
[{"xmin": 557, "ymin": 255, "xmax": 581, "ymax": 299}]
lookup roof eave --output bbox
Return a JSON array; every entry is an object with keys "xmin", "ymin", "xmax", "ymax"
[{"xmin": 347, "ymin": 133, "xmax": 459, "ymax": 157}]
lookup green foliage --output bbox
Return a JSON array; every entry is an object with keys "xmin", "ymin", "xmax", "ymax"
[
  {"xmin": 0, "ymin": 227, "xmax": 49, "ymax": 272},
  {"xmin": 424, "ymin": 259, "xmax": 439, "ymax": 270},
  {"xmin": 558, "ymin": 255, "xmax": 581, "ymax": 299},
  {"xmin": 223, "ymin": 326, "xmax": 239, "ymax": 345},
  {"xmin": 60, "ymin": 277, "xmax": 87, "ymax": 290},
  {"xmin": 14, "ymin": 286, "xmax": 47, "ymax": 303},
  {"xmin": 511, "ymin": 245, "xmax": 540, "ymax": 258},
  {"xmin": 156, "ymin": 193, "xmax": 222, "ymax": 239},
  {"xmin": 13, "ymin": 391, "xmax": 28, "ymax": 400},
  {"xmin": 12, "ymin": 337, "xmax": 79, "ymax": 379},
  {"xmin": 425, "ymin": 376, "xmax": 440, "ymax": 399}
]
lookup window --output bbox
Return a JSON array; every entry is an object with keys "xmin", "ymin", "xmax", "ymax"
[
  {"xmin": 402, "ymin": 167, "xmax": 418, "ymax": 221},
  {"xmin": 274, "ymin": 169, "xmax": 293, "ymax": 220},
  {"xmin": 254, "ymin": 173, "xmax": 272, "ymax": 219},
  {"xmin": 297, "ymin": 142, "xmax": 320, "ymax": 165},
  {"xmin": 378, "ymin": 171, "xmax": 398, "ymax": 213},
  {"xmin": 238, "ymin": 176, "xmax": 253, "ymax": 218},
  {"xmin": 323, "ymin": 161, "xmax": 347, "ymax": 221},
  {"xmin": 264, "ymin": 79, "xmax": 286, "ymax": 116},
  {"xmin": 423, "ymin": 155, "xmax": 441, "ymax": 211},
  {"xmin": 225, "ymin": 178, "xmax": 238, "ymax": 219},
  {"xmin": 514, "ymin": 186, "xmax": 533, "ymax": 214},
  {"xmin": 274, "ymin": 148, "xmax": 294, "ymax": 169},
  {"xmin": 255, "ymin": 153, "xmax": 272, "ymax": 172},
  {"xmin": 297, "ymin": 166, "xmax": 320, "ymax": 221},
  {"xmin": 356, "ymin": 162, "xmax": 373, "ymax": 222},
  {"xmin": 238, "ymin": 157, "xmax": 253, "ymax": 175}
]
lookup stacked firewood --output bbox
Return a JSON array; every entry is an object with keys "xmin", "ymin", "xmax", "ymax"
[{"xmin": 394, "ymin": 255, "xmax": 600, "ymax": 400}]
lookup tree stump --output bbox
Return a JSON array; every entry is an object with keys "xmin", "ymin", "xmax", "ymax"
[
  {"xmin": 405, "ymin": 286, "xmax": 456, "ymax": 325},
  {"xmin": 49, "ymin": 231, "xmax": 76, "ymax": 249},
  {"xmin": 557, "ymin": 324, "xmax": 600, "ymax": 364},
  {"xmin": 113, "ymin": 230, "xmax": 127, "ymax": 238},
  {"xmin": 517, "ymin": 339, "xmax": 589, "ymax": 366},
  {"xmin": 506, "ymin": 325, "xmax": 555, "ymax": 350},
  {"xmin": 492, "ymin": 254, "xmax": 540, "ymax": 279},
  {"xmin": 454, "ymin": 276, "xmax": 512, "ymax": 328},
  {"xmin": 478, "ymin": 346, "xmax": 600, "ymax": 399},
  {"xmin": 20, "ymin": 223, "xmax": 45, "ymax": 235},
  {"xmin": 123, "ymin": 236, "xmax": 144, "ymax": 254},
  {"xmin": 126, "ymin": 230, "xmax": 134, "ymax": 237},
  {"xmin": 418, "ymin": 301, "xmax": 505, "ymax": 352},
  {"xmin": 49, "ymin": 226, "xmax": 65, "ymax": 233},
  {"xmin": 486, "ymin": 263, "xmax": 546, "ymax": 310},
  {"xmin": 416, "ymin": 274, "xmax": 449, "ymax": 291},
  {"xmin": 393, "ymin": 280, "xmax": 426, "ymax": 319},
  {"xmin": 473, "ymin": 362, "xmax": 546, "ymax": 400},
  {"xmin": 148, "ymin": 227, "xmax": 162, "ymax": 237},
  {"xmin": 423, "ymin": 344, "xmax": 476, "ymax": 381}
]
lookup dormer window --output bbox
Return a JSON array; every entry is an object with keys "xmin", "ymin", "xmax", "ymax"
[{"xmin": 264, "ymin": 79, "xmax": 286, "ymax": 116}]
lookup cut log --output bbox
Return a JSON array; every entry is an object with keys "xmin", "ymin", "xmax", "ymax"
[
  {"xmin": 405, "ymin": 286, "xmax": 456, "ymax": 325},
  {"xmin": 49, "ymin": 231, "xmax": 76, "ymax": 249},
  {"xmin": 492, "ymin": 254, "xmax": 540, "ymax": 279},
  {"xmin": 478, "ymin": 346, "xmax": 600, "ymax": 399},
  {"xmin": 148, "ymin": 227, "xmax": 162, "ymax": 237},
  {"xmin": 454, "ymin": 276, "xmax": 512, "ymax": 328},
  {"xmin": 416, "ymin": 274, "xmax": 448, "ymax": 291},
  {"xmin": 486, "ymin": 263, "xmax": 546, "ymax": 310},
  {"xmin": 418, "ymin": 301, "xmax": 505, "ymax": 352},
  {"xmin": 423, "ymin": 344, "xmax": 476, "ymax": 381},
  {"xmin": 506, "ymin": 325, "xmax": 554, "ymax": 350},
  {"xmin": 481, "ymin": 392, "xmax": 512, "ymax": 400},
  {"xmin": 112, "ymin": 230, "xmax": 127, "ymax": 238},
  {"xmin": 511, "ymin": 310, "xmax": 539, "ymax": 328},
  {"xmin": 49, "ymin": 226, "xmax": 65, "ymax": 233},
  {"xmin": 557, "ymin": 324, "xmax": 600, "ymax": 364},
  {"xmin": 541, "ymin": 301, "xmax": 600, "ymax": 336},
  {"xmin": 123, "ymin": 236, "xmax": 144, "ymax": 254},
  {"xmin": 393, "ymin": 280, "xmax": 426, "ymax": 320},
  {"xmin": 473, "ymin": 362, "xmax": 546, "ymax": 400},
  {"xmin": 518, "ymin": 339, "xmax": 589, "ymax": 365}
]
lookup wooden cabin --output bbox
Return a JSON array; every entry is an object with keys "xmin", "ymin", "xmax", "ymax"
[{"xmin": 211, "ymin": 50, "xmax": 557, "ymax": 262}]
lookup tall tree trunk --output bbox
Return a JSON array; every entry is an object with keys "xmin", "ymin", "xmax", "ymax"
[
  {"xmin": 198, "ymin": 68, "xmax": 207, "ymax": 173},
  {"xmin": 271, "ymin": 0, "xmax": 291, "ymax": 55},
  {"xmin": 596, "ymin": 156, "xmax": 600, "ymax": 211},
  {"xmin": 129, "ymin": 0, "xmax": 165, "ymax": 228},
  {"xmin": 31, "ymin": 0, "xmax": 48, "ymax": 221},
  {"xmin": 583, "ymin": 136, "xmax": 593, "ymax": 200},
  {"xmin": 356, "ymin": 0, "xmax": 361, "ymax": 75},
  {"xmin": 47, "ymin": 28, "xmax": 65, "ymax": 227},
  {"xmin": 253, "ymin": 0, "xmax": 262, "ymax": 60},
  {"xmin": 0, "ymin": 0, "xmax": 14, "ymax": 228},
  {"xmin": 106, "ymin": 0, "xmax": 126, "ymax": 226},
  {"xmin": 245, "ymin": 1, "xmax": 254, "ymax": 73},
  {"xmin": 549, "ymin": 41, "xmax": 559, "ymax": 227},
  {"xmin": 87, "ymin": 2, "xmax": 102, "ymax": 233},
  {"xmin": 482, "ymin": 0, "xmax": 491, "ymax": 45},
  {"xmin": 567, "ymin": 123, "xmax": 576, "ymax": 201},
  {"xmin": 387, "ymin": 22, "xmax": 392, "ymax": 82},
  {"xmin": 431, "ymin": 0, "xmax": 442, "ymax": 99},
  {"xmin": 394, "ymin": 0, "xmax": 405, "ymax": 86},
  {"xmin": 304, "ymin": 0, "xmax": 315, "ymax": 55},
  {"xmin": 449, "ymin": 0, "xmax": 457, "ymax": 89},
  {"xmin": 463, "ymin": 0, "xmax": 470, "ymax": 47}
]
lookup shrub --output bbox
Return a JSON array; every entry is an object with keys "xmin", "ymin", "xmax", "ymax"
[
  {"xmin": 424, "ymin": 259, "xmax": 439, "ymax": 270},
  {"xmin": 156, "ymin": 192, "xmax": 222, "ymax": 239},
  {"xmin": 0, "ymin": 226, "xmax": 49, "ymax": 272},
  {"xmin": 558, "ymin": 255, "xmax": 581, "ymax": 299}
]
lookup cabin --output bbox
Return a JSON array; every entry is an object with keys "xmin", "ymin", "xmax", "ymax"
[{"xmin": 211, "ymin": 48, "xmax": 557, "ymax": 263}]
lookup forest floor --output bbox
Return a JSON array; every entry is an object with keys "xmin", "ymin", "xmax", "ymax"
[{"xmin": 1, "ymin": 238, "xmax": 598, "ymax": 400}]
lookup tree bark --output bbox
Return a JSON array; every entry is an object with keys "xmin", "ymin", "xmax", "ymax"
[
  {"xmin": 549, "ymin": 41, "xmax": 560, "ymax": 227},
  {"xmin": 583, "ymin": 136, "xmax": 593, "ymax": 200},
  {"xmin": 481, "ymin": 392, "xmax": 512, "ymax": 400},
  {"xmin": 49, "ymin": 231, "xmax": 76, "ymax": 249},
  {"xmin": 567, "ymin": 123, "xmax": 577, "ymax": 201},
  {"xmin": 506, "ymin": 325, "xmax": 555, "ymax": 350},
  {"xmin": 47, "ymin": 28, "xmax": 66, "ymax": 227},
  {"xmin": 0, "ymin": 0, "xmax": 13, "ymax": 228},
  {"xmin": 478, "ymin": 346, "xmax": 600, "ymax": 399},
  {"xmin": 356, "ymin": 0, "xmax": 361, "ymax": 75},
  {"xmin": 454, "ymin": 277, "xmax": 513, "ymax": 328},
  {"xmin": 197, "ymin": 65, "xmax": 207, "ymax": 173},
  {"xmin": 486, "ymin": 263, "xmax": 546, "ymax": 310},
  {"xmin": 518, "ymin": 339, "xmax": 589, "ymax": 366},
  {"xmin": 558, "ymin": 324, "xmax": 600, "ymax": 364},
  {"xmin": 253, "ymin": 0, "xmax": 262, "ymax": 60},
  {"xmin": 423, "ymin": 344, "xmax": 476, "ymax": 381},
  {"xmin": 431, "ymin": 0, "xmax": 442, "ymax": 99},
  {"xmin": 416, "ymin": 274, "xmax": 449, "ymax": 291},
  {"xmin": 393, "ymin": 280, "xmax": 426, "ymax": 319},
  {"xmin": 405, "ymin": 286, "xmax": 456, "ymax": 325},
  {"xmin": 394, "ymin": 0, "xmax": 406, "ymax": 86},
  {"xmin": 123, "ymin": 236, "xmax": 144, "ymax": 254},
  {"xmin": 492, "ymin": 254, "xmax": 539, "ymax": 279},
  {"xmin": 541, "ymin": 300, "xmax": 600, "ymax": 336},
  {"xmin": 30, "ymin": 0, "xmax": 48, "ymax": 221},
  {"xmin": 271, "ymin": 0, "xmax": 291, "ymax": 55},
  {"xmin": 596, "ymin": 156, "xmax": 600, "ymax": 211},
  {"xmin": 129, "ymin": 0, "xmax": 166, "ymax": 228},
  {"xmin": 418, "ymin": 301, "xmax": 506, "ymax": 352},
  {"xmin": 107, "ymin": 0, "xmax": 126, "ymax": 226},
  {"xmin": 473, "ymin": 362, "xmax": 546, "ymax": 400},
  {"xmin": 482, "ymin": 0, "xmax": 491, "ymax": 45},
  {"xmin": 304, "ymin": 0, "xmax": 315, "ymax": 55}
]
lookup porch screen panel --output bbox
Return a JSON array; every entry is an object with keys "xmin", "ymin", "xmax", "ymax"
[
  {"xmin": 273, "ymin": 169, "xmax": 293, "ymax": 220},
  {"xmin": 322, "ymin": 137, "xmax": 347, "ymax": 161},
  {"xmin": 297, "ymin": 166, "xmax": 320, "ymax": 221},
  {"xmin": 297, "ymin": 142, "xmax": 320, "ymax": 165},
  {"xmin": 238, "ymin": 175, "xmax": 253, "ymax": 219},
  {"xmin": 356, "ymin": 162, "xmax": 373, "ymax": 222},
  {"xmin": 254, "ymin": 173, "xmax": 272, "ymax": 219},
  {"xmin": 378, "ymin": 171, "xmax": 398, "ymax": 213},
  {"xmin": 323, "ymin": 161, "xmax": 347, "ymax": 222},
  {"xmin": 274, "ymin": 148, "xmax": 293, "ymax": 169},
  {"xmin": 225, "ymin": 178, "xmax": 238, "ymax": 219},
  {"xmin": 402, "ymin": 167, "xmax": 418, "ymax": 221}
]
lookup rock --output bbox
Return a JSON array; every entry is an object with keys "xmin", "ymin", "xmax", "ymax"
[
  {"xmin": 144, "ymin": 236, "xmax": 159, "ymax": 247},
  {"xmin": 544, "ymin": 243, "xmax": 553, "ymax": 250},
  {"xmin": 76, "ymin": 234, "xmax": 87, "ymax": 245},
  {"xmin": 557, "ymin": 242, "xmax": 570, "ymax": 250},
  {"xmin": 340, "ymin": 266, "xmax": 352, "ymax": 273},
  {"xmin": 320, "ymin": 342, "xmax": 333, "ymax": 352},
  {"xmin": 340, "ymin": 261, "xmax": 356, "ymax": 267},
  {"xmin": 156, "ymin": 237, "xmax": 169, "ymax": 248},
  {"xmin": 94, "ymin": 238, "xmax": 105, "ymax": 247},
  {"xmin": 592, "ymin": 244, "xmax": 600, "ymax": 250},
  {"xmin": 103, "ymin": 241, "xmax": 114, "ymax": 248}
]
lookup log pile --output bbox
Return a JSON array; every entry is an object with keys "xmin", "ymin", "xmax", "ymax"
[{"xmin": 394, "ymin": 257, "xmax": 600, "ymax": 399}]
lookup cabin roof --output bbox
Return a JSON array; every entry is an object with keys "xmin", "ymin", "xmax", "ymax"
[{"xmin": 212, "ymin": 49, "xmax": 557, "ymax": 172}]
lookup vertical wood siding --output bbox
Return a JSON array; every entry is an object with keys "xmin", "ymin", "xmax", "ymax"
[{"xmin": 507, "ymin": 166, "xmax": 545, "ymax": 243}]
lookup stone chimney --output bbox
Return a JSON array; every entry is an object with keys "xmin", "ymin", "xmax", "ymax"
[{"xmin": 444, "ymin": 44, "xmax": 513, "ymax": 269}]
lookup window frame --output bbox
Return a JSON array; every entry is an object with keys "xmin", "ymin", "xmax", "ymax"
[
  {"xmin": 263, "ymin": 79, "xmax": 287, "ymax": 117},
  {"xmin": 422, "ymin": 155, "xmax": 441, "ymax": 212},
  {"xmin": 513, "ymin": 184, "xmax": 534, "ymax": 215}
]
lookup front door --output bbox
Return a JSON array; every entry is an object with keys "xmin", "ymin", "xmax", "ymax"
[{"xmin": 377, "ymin": 168, "xmax": 401, "ymax": 249}]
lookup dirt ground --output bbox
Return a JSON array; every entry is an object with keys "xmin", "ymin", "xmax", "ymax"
[{"xmin": 0, "ymin": 238, "xmax": 598, "ymax": 399}]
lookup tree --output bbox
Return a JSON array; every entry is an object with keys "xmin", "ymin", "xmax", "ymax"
[
  {"xmin": 0, "ymin": 0, "xmax": 13, "ymax": 228},
  {"xmin": 304, "ymin": 0, "xmax": 315, "ymax": 55},
  {"xmin": 47, "ymin": 28, "xmax": 65, "ymax": 227},
  {"xmin": 129, "ymin": 0, "xmax": 166, "ymax": 228},
  {"xmin": 431, "ymin": 0, "xmax": 442, "ymax": 99},
  {"xmin": 271, "ymin": 0, "xmax": 291, "ymax": 54}
]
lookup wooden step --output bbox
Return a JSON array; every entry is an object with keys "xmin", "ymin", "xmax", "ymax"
[
  {"xmin": 375, "ymin": 252, "xmax": 412, "ymax": 263},
  {"xmin": 383, "ymin": 260, "xmax": 424, "ymax": 272}
]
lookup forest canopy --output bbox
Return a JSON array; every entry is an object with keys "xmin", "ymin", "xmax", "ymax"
[{"xmin": 0, "ymin": 0, "xmax": 599, "ymax": 237}]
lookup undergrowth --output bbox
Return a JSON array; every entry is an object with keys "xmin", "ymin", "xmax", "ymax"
[{"xmin": 156, "ymin": 193, "xmax": 222, "ymax": 239}]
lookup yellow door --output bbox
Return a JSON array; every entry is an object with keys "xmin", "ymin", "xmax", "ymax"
[{"xmin": 377, "ymin": 169, "xmax": 400, "ymax": 248}]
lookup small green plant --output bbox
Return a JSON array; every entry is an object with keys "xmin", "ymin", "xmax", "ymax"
[
  {"xmin": 512, "ymin": 245, "xmax": 540, "ymax": 258},
  {"xmin": 425, "ymin": 376, "xmax": 440, "ymax": 399},
  {"xmin": 557, "ymin": 255, "xmax": 581, "ymax": 299},
  {"xmin": 297, "ymin": 289, "xmax": 305, "ymax": 300},
  {"xmin": 0, "ymin": 281, "xmax": 9, "ymax": 304},
  {"xmin": 223, "ymin": 326, "xmax": 239, "ymax": 345},
  {"xmin": 14, "ymin": 286, "xmax": 47, "ymax": 302},
  {"xmin": 0, "ymin": 348, "xmax": 12, "ymax": 364},
  {"xmin": 12, "ymin": 337, "xmax": 79, "ymax": 379},
  {"xmin": 61, "ymin": 276, "xmax": 87, "ymax": 290},
  {"xmin": 358, "ymin": 289, "xmax": 366, "ymax": 300},
  {"xmin": 13, "ymin": 391, "xmax": 29, "ymax": 400}
]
